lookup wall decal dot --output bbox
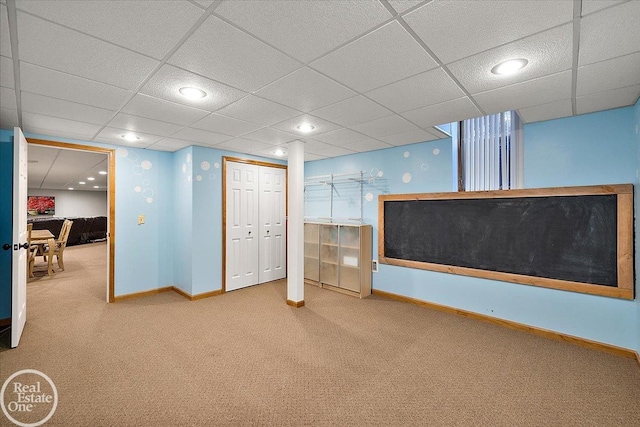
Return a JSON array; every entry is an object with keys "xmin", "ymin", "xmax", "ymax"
[
  {"xmin": 182, "ymin": 164, "xmax": 186, "ymax": 173},
  {"xmin": 187, "ymin": 175, "xmax": 191, "ymax": 182},
  {"xmin": 421, "ymin": 163, "xmax": 429, "ymax": 171},
  {"xmin": 116, "ymin": 148, "xmax": 128, "ymax": 158},
  {"xmin": 142, "ymin": 179, "xmax": 150, "ymax": 186},
  {"xmin": 365, "ymin": 192, "xmax": 374, "ymax": 202},
  {"xmin": 186, "ymin": 153, "xmax": 191, "ymax": 163},
  {"xmin": 201, "ymin": 161, "xmax": 210, "ymax": 171},
  {"xmin": 128, "ymin": 151, "xmax": 139, "ymax": 162},
  {"xmin": 209, "ymin": 174, "xmax": 216, "ymax": 180},
  {"xmin": 402, "ymin": 172, "xmax": 412, "ymax": 183},
  {"xmin": 140, "ymin": 160, "xmax": 152, "ymax": 170},
  {"xmin": 433, "ymin": 148, "xmax": 440, "ymax": 155},
  {"xmin": 377, "ymin": 170, "xmax": 384, "ymax": 177},
  {"xmin": 214, "ymin": 162, "xmax": 220, "ymax": 169},
  {"xmin": 370, "ymin": 167, "xmax": 379, "ymax": 177},
  {"xmin": 142, "ymin": 189, "xmax": 154, "ymax": 198},
  {"xmin": 196, "ymin": 175, "xmax": 203, "ymax": 182},
  {"xmin": 403, "ymin": 151, "xmax": 410, "ymax": 158},
  {"xmin": 146, "ymin": 198, "xmax": 153, "ymax": 204},
  {"xmin": 134, "ymin": 186, "xmax": 142, "ymax": 193},
  {"xmin": 132, "ymin": 165, "xmax": 144, "ymax": 176}
]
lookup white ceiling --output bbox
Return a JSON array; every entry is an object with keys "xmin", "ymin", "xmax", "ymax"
[
  {"xmin": 1, "ymin": 0, "xmax": 639, "ymax": 162},
  {"xmin": 28, "ymin": 144, "xmax": 108, "ymax": 191}
]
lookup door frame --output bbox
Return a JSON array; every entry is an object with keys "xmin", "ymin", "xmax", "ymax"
[
  {"xmin": 27, "ymin": 138, "xmax": 116, "ymax": 302},
  {"xmin": 222, "ymin": 156, "xmax": 287, "ymax": 293}
]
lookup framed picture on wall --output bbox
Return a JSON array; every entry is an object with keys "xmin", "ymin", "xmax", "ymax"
[{"xmin": 27, "ymin": 196, "xmax": 55, "ymax": 216}]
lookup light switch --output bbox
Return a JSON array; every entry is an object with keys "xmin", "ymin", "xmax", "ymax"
[{"xmin": 138, "ymin": 214, "xmax": 145, "ymax": 225}]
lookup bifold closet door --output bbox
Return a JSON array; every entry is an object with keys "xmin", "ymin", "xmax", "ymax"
[
  {"xmin": 258, "ymin": 166, "xmax": 286, "ymax": 283},
  {"xmin": 225, "ymin": 162, "xmax": 259, "ymax": 291}
]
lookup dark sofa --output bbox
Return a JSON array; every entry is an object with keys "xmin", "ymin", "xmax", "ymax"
[{"xmin": 28, "ymin": 216, "xmax": 107, "ymax": 246}]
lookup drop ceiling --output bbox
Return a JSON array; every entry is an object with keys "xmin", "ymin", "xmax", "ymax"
[{"xmin": 0, "ymin": 0, "xmax": 639, "ymax": 162}]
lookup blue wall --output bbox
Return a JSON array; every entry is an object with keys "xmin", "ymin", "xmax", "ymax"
[
  {"xmin": 0, "ymin": 129, "xmax": 13, "ymax": 320},
  {"xmin": 305, "ymin": 106, "xmax": 639, "ymax": 352}
]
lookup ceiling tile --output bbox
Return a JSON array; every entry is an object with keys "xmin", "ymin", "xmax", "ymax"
[
  {"xmin": 190, "ymin": 113, "xmax": 262, "ymax": 136},
  {"xmin": 19, "ymin": 62, "xmax": 133, "ymax": 110},
  {"xmin": 122, "ymin": 94, "xmax": 210, "ymax": 126},
  {"xmin": 22, "ymin": 112, "xmax": 102, "ymax": 139},
  {"xmin": 581, "ymin": 0, "xmax": 627, "ymax": 16},
  {"xmin": 0, "ymin": 107, "xmax": 18, "ymax": 128},
  {"xmin": 576, "ymin": 85, "xmax": 640, "ymax": 115},
  {"xmin": 215, "ymin": 0, "xmax": 391, "ymax": 63},
  {"xmin": 0, "ymin": 55, "xmax": 13, "ymax": 88},
  {"xmin": 93, "ymin": 126, "xmax": 162, "ymax": 148},
  {"xmin": 168, "ymin": 15, "xmax": 301, "ymax": 92},
  {"xmin": 311, "ymin": 95, "xmax": 393, "ymax": 126},
  {"xmin": 255, "ymin": 67, "xmax": 356, "ymax": 112},
  {"xmin": 387, "ymin": 1, "xmax": 424, "ymax": 14},
  {"xmin": 17, "ymin": 12, "xmax": 159, "ymax": 90},
  {"xmin": 271, "ymin": 114, "xmax": 341, "ymax": 136},
  {"xmin": 0, "ymin": 5, "xmax": 10, "ymax": 58},
  {"xmin": 21, "ymin": 92, "xmax": 115, "ymax": 126},
  {"xmin": 473, "ymin": 70, "xmax": 573, "ymax": 114},
  {"xmin": 310, "ymin": 21, "xmax": 437, "ymax": 93},
  {"xmin": 380, "ymin": 128, "xmax": 440, "ymax": 146},
  {"xmin": 448, "ymin": 24, "xmax": 573, "ymax": 95},
  {"xmin": 577, "ymin": 51, "xmax": 640, "ymax": 96},
  {"xmin": 147, "ymin": 138, "xmax": 193, "ymax": 152},
  {"xmin": 300, "ymin": 139, "xmax": 339, "ymax": 154},
  {"xmin": 140, "ymin": 64, "xmax": 246, "ymax": 112},
  {"xmin": 401, "ymin": 97, "xmax": 481, "ymax": 129},
  {"xmin": 579, "ymin": 1, "xmax": 640, "ymax": 65},
  {"xmin": 339, "ymin": 139, "xmax": 393, "ymax": 153},
  {"xmin": 215, "ymin": 95, "xmax": 300, "ymax": 126},
  {"xmin": 404, "ymin": 0, "xmax": 573, "ymax": 64},
  {"xmin": 170, "ymin": 127, "xmax": 231, "ymax": 146},
  {"xmin": 366, "ymin": 67, "xmax": 464, "ymax": 113},
  {"xmin": 23, "ymin": 126, "xmax": 96, "ymax": 142},
  {"xmin": 306, "ymin": 144, "xmax": 356, "ymax": 158},
  {"xmin": 16, "ymin": 0, "xmax": 204, "ymax": 60},
  {"xmin": 237, "ymin": 127, "xmax": 297, "ymax": 145},
  {"xmin": 249, "ymin": 145, "xmax": 289, "ymax": 160},
  {"xmin": 304, "ymin": 153, "xmax": 327, "ymax": 161},
  {"xmin": 312, "ymin": 128, "xmax": 369, "ymax": 146},
  {"xmin": 0, "ymin": 86, "xmax": 16, "ymax": 110},
  {"xmin": 216, "ymin": 138, "xmax": 270, "ymax": 153},
  {"xmin": 191, "ymin": 0, "xmax": 215, "ymax": 8},
  {"xmin": 516, "ymin": 99, "xmax": 573, "ymax": 123},
  {"xmin": 352, "ymin": 115, "xmax": 421, "ymax": 138},
  {"xmin": 108, "ymin": 113, "xmax": 183, "ymax": 136}
]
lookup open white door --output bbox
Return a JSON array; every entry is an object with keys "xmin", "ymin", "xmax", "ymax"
[{"xmin": 11, "ymin": 127, "xmax": 28, "ymax": 348}]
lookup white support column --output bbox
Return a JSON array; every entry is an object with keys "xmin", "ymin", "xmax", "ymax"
[{"xmin": 286, "ymin": 140, "xmax": 305, "ymax": 307}]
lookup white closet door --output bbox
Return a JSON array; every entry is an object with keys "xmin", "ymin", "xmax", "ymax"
[
  {"xmin": 258, "ymin": 166, "xmax": 286, "ymax": 283},
  {"xmin": 225, "ymin": 162, "xmax": 259, "ymax": 291}
]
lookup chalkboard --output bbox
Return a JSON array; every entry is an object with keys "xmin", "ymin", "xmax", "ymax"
[{"xmin": 379, "ymin": 185, "xmax": 634, "ymax": 299}]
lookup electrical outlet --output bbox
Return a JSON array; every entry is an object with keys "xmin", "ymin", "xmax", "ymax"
[
  {"xmin": 372, "ymin": 260, "xmax": 379, "ymax": 272},
  {"xmin": 137, "ymin": 214, "xmax": 145, "ymax": 225}
]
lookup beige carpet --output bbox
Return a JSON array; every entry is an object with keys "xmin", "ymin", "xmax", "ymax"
[{"xmin": 1, "ymin": 241, "xmax": 640, "ymax": 426}]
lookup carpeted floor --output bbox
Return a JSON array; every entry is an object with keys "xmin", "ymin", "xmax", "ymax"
[{"xmin": 1, "ymin": 241, "xmax": 640, "ymax": 426}]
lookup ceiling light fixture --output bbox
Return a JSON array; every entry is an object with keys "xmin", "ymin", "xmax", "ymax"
[
  {"xmin": 491, "ymin": 58, "xmax": 528, "ymax": 75},
  {"xmin": 121, "ymin": 133, "xmax": 140, "ymax": 142},
  {"xmin": 98, "ymin": 171, "xmax": 107, "ymax": 175},
  {"xmin": 79, "ymin": 181, "xmax": 85, "ymax": 185},
  {"xmin": 68, "ymin": 187, "xmax": 74, "ymax": 190},
  {"xmin": 296, "ymin": 124, "xmax": 315, "ymax": 133},
  {"xmin": 87, "ymin": 177, "xmax": 95, "ymax": 181},
  {"xmin": 273, "ymin": 148, "xmax": 286, "ymax": 157},
  {"xmin": 179, "ymin": 87, "xmax": 207, "ymax": 99},
  {"xmin": 93, "ymin": 186, "xmax": 100, "ymax": 189}
]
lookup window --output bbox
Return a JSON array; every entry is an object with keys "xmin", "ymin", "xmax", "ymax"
[{"xmin": 453, "ymin": 111, "xmax": 523, "ymax": 191}]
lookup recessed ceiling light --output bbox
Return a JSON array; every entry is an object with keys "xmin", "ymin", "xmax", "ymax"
[
  {"xmin": 491, "ymin": 58, "xmax": 528, "ymax": 75},
  {"xmin": 79, "ymin": 181, "xmax": 85, "ymax": 185},
  {"xmin": 273, "ymin": 148, "xmax": 286, "ymax": 157},
  {"xmin": 98, "ymin": 171, "xmax": 107, "ymax": 175},
  {"xmin": 93, "ymin": 186, "xmax": 100, "ymax": 189},
  {"xmin": 68, "ymin": 187, "xmax": 74, "ymax": 190},
  {"xmin": 87, "ymin": 177, "xmax": 95, "ymax": 181},
  {"xmin": 179, "ymin": 87, "xmax": 207, "ymax": 99},
  {"xmin": 121, "ymin": 133, "xmax": 140, "ymax": 142},
  {"xmin": 296, "ymin": 124, "xmax": 315, "ymax": 133}
]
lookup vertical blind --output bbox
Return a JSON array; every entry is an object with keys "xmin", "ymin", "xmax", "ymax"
[{"xmin": 461, "ymin": 111, "xmax": 523, "ymax": 191}]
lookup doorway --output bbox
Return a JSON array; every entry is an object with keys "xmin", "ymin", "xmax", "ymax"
[{"xmin": 27, "ymin": 138, "xmax": 115, "ymax": 302}]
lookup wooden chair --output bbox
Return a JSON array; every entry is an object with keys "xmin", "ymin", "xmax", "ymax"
[
  {"xmin": 42, "ymin": 219, "xmax": 73, "ymax": 273},
  {"xmin": 26, "ymin": 223, "xmax": 38, "ymax": 278}
]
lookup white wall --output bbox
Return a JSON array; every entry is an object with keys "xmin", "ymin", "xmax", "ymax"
[{"xmin": 28, "ymin": 189, "xmax": 107, "ymax": 217}]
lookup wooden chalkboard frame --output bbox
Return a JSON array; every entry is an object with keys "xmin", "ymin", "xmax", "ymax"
[{"xmin": 378, "ymin": 184, "xmax": 634, "ymax": 300}]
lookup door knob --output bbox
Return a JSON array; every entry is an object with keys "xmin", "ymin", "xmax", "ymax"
[
  {"xmin": 2, "ymin": 244, "xmax": 10, "ymax": 251},
  {"xmin": 18, "ymin": 242, "xmax": 29, "ymax": 250}
]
